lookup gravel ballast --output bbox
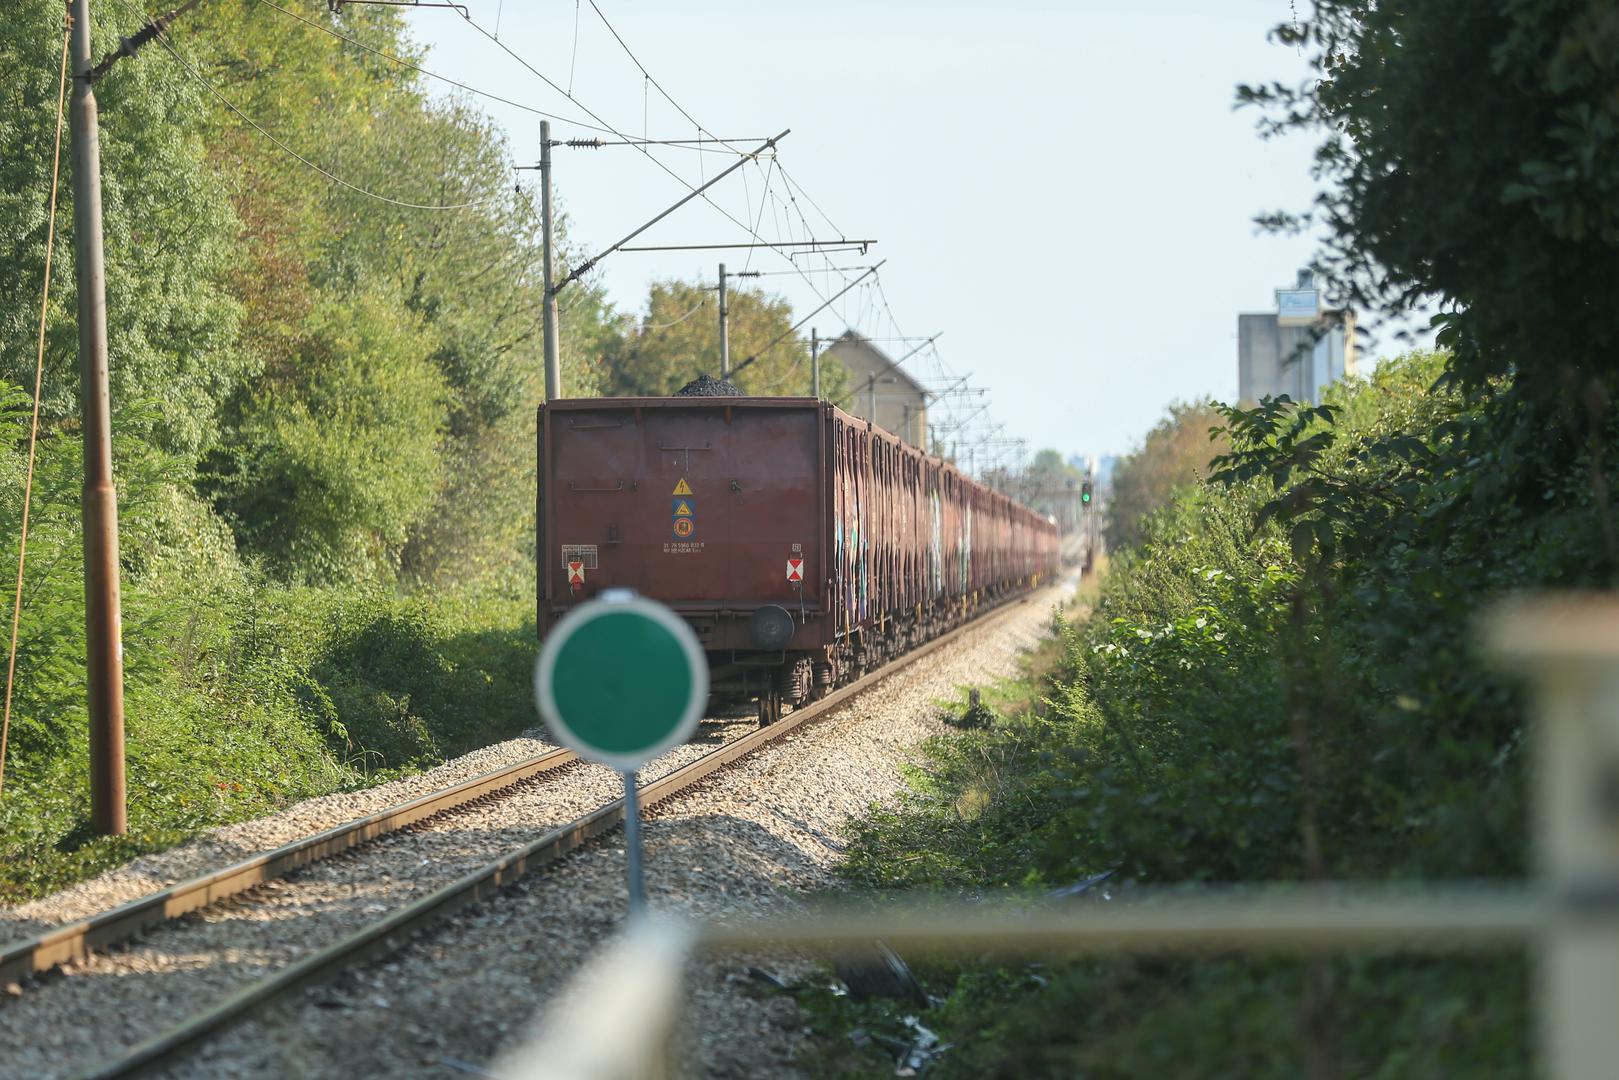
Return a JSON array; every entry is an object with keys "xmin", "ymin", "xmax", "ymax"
[
  {"xmin": 0, "ymin": 581, "xmax": 1069, "ymax": 1079},
  {"xmin": 2, "ymin": 738, "xmax": 564, "ymax": 942},
  {"xmin": 673, "ymin": 373, "xmax": 744, "ymax": 397}
]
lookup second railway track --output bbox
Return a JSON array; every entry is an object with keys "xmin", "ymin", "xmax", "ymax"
[{"xmin": 0, "ymin": 586, "xmax": 1051, "ymax": 1080}]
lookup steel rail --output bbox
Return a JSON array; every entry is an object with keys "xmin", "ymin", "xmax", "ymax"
[
  {"xmin": 0, "ymin": 747, "xmax": 578, "ymax": 986},
  {"xmin": 74, "ymin": 587, "xmax": 1046, "ymax": 1080}
]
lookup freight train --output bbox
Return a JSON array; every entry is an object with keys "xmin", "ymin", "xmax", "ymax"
[{"xmin": 537, "ymin": 395, "xmax": 1060, "ymax": 723}]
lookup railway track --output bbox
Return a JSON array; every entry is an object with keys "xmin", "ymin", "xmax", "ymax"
[
  {"xmin": 1, "ymin": 589, "xmax": 1040, "ymax": 1079},
  {"xmin": 0, "ymin": 748, "xmax": 579, "ymax": 990}
]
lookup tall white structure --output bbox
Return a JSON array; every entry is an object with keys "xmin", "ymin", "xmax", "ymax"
[{"xmin": 1237, "ymin": 271, "xmax": 1358, "ymax": 404}]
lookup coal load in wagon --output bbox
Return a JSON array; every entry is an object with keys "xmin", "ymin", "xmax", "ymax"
[{"xmin": 674, "ymin": 373, "xmax": 744, "ymax": 397}]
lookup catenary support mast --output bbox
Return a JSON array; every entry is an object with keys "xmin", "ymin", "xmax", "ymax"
[
  {"xmin": 810, "ymin": 328, "xmax": 820, "ymax": 399},
  {"xmin": 717, "ymin": 262, "xmax": 729, "ymax": 378},
  {"xmin": 540, "ymin": 120, "xmax": 562, "ymax": 401},
  {"xmin": 69, "ymin": 0, "xmax": 127, "ymax": 834}
]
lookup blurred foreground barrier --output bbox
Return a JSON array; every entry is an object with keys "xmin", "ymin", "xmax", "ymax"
[
  {"xmin": 493, "ymin": 917, "xmax": 693, "ymax": 1080},
  {"xmin": 500, "ymin": 594, "xmax": 1619, "ymax": 1080},
  {"xmin": 1486, "ymin": 594, "xmax": 1619, "ymax": 1080}
]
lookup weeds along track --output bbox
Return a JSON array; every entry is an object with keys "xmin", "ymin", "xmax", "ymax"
[{"xmin": 0, "ymin": 590, "xmax": 1041, "ymax": 1079}]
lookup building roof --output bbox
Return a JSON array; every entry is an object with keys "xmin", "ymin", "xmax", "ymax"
[{"xmin": 823, "ymin": 331, "xmax": 929, "ymax": 399}]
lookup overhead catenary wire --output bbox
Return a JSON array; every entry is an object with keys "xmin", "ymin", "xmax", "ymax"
[
  {"xmin": 762, "ymin": 154, "xmax": 978, "ymax": 440},
  {"xmin": 777, "ymin": 161, "xmax": 847, "ymax": 241},
  {"xmin": 740, "ymin": 157, "xmax": 776, "ymax": 273},
  {"xmin": 639, "ymin": 294, "xmax": 710, "ymax": 330},
  {"xmin": 870, "ymin": 273, "xmax": 970, "ymax": 435},
  {"xmin": 237, "ymin": 3, "xmax": 849, "ymax": 391},
  {"xmin": 744, "ymin": 266, "xmax": 876, "ymax": 277},
  {"xmin": 620, "ymin": 293, "xmax": 713, "ymax": 361},
  {"xmin": 257, "ymin": 0, "xmax": 763, "ymax": 156},
  {"xmin": 456, "ymin": 13, "xmax": 833, "ymax": 298},
  {"xmin": 587, "ymin": 0, "xmax": 858, "ymax": 270},
  {"xmin": 566, "ymin": 0, "xmax": 580, "ymax": 94},
  {"xmin": 559, "ymin": 136, "xmax": 771, "ymax": 154},
  {"xmin": 2, "ymin": 17, "xmax": 72, "ymax": 798},
  {"xmin": 274, "ymin": 0, "xmax": 866, "ymax": 347},
  {"xmin": 550, "ymin": 129, "xmax": 790, "ymax": 292},
  {"xmin": 584, "ymin": 0, "xmax": 745, "ymax": 155},
  {"xmin": 252, "ymin": 0, "xmax": 616, "ymax": 135},
  {"xmin": 312, "ymin": 1, "xmax": 890, "ymax": 389},
  {"xmin": 730, "ymin": 261, "xmax": 885, "ymax": 379},
  {"xmin": 617, "ymin": 240, "xmax": 874, "ymax": 253},
  {"xmin": 833, "ymin": 332, "xmax": 942, "ymax": 408},
  {"xmin": 153, "ymin": 30, "xmax": 497, "ymax": 211},
  {"xmin": 454, "ymin": 7, "xmax": 870, "ymax": 317},
  {"xmin": 269, "ymin": 0, "xmax": 888, "ymax": 368}
]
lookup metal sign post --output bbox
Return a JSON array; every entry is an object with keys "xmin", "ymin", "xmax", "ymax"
[
  {"xmin": 534, "ymin": 590, "xmax": 707, "ymax": 918},
  {"xmin": 621, "ymin": 770, "xmax": 645, "ymax": 913}
]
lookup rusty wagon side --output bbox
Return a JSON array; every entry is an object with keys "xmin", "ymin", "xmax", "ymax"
[{"xmin": 538, "ymin": 397, "xmax": 1058, "ymax": 723}]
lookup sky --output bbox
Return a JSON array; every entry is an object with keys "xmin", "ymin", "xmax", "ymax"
[{"xmin": 397, "ymin": 0, "xmax": 1429, "ymax": 465}]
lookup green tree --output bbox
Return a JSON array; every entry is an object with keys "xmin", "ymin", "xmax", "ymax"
[
  {"xmin": 207, "ymin": 291, "xmax": 445, "ymax": 581},
  {"xmin": 159, "ymin": 1, "xmax": 617, "ymax": 587},
  {"xmin": 1106, "ymin": 401, "xmax": 1228, "ymax": 550},
  {"xmin": 599, "ymin": 278, "xmax": 848, "ymax": 401},
  {"xmin": 1241, "ymin": 0, "xmax": 1619, "ymax": 563},
  {"xmin": 0, "ymin": 0, "xmax": 245, "ymax": 458}
]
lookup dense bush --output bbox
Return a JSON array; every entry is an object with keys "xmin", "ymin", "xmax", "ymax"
[
  {"xmin": 820, "ymin": 353, "xmax": 1565, "ymax": 1075},
  {"xmin": 0, "ymin": 571, "xmax": 538, "ymax": 902},
  {"xmin": 206, "ymin": 291, "xmax": 447, "ymax": 581},
  {"xmin": 1105, "ymin": 401, "xmax": 1228, "ymax": 551}
]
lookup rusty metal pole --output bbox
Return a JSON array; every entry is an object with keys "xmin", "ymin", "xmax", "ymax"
[
  {"xmin": 540, "ymin": 121, "xmax": 561, "ymax": 402},
  {"xmin": 68, "ymin": 0, "xmax": 127, "ymax": 835}
]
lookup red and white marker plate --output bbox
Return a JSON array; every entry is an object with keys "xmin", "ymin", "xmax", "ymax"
[{"xmin": 786, "ymin": 558, "xmax": 804, "ymax": 583}]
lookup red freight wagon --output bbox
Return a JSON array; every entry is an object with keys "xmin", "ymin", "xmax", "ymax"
[{"xmin": 538, "ymin": 396, "xmax": 1059, "ymax": 723}]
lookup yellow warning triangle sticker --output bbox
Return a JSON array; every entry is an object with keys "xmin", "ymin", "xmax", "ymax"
[
  {"xmin": 672, "ymin": 478, "xmax": 693, "ymax": 495},
  {"xmin": 674, "ymin": 500, "xmax": 693, "ymax": 516}
]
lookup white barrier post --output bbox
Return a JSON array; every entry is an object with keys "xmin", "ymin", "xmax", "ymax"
[
  {"xmin": 1488, "ymin": 596, "xmax": 1619, "ymax": 1080},
  {"xmin": 495, "ymin": 917, "xmax": 694, "ymax": 1080}
]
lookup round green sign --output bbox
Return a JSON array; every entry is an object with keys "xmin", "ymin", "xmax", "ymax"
[{"xmin": 534, "ymin": 590, "xmax": 708, "ymax": 770}]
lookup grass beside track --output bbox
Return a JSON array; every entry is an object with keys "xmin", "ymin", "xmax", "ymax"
[{"xmin": 0, "ymin": 587, "xmax": 538, "ymax": 906}]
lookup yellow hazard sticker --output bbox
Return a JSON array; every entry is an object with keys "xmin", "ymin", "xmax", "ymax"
[
  {"xmin": 672, "ymin": 478, "xmax": 693, "ymax": 496},
  {"xmin": 673, "ymin": 499, "xmax": 694, "ymax": 516}
]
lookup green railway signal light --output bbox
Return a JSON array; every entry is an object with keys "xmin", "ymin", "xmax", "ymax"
[{"xmin": 1081, "ymin": 482, "xmax": 1093, "ymax": 505}]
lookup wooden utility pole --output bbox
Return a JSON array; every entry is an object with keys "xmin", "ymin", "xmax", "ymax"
[{"xmin": 69, "ymin": 0, "xmax": 127, "ymax": 835}]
